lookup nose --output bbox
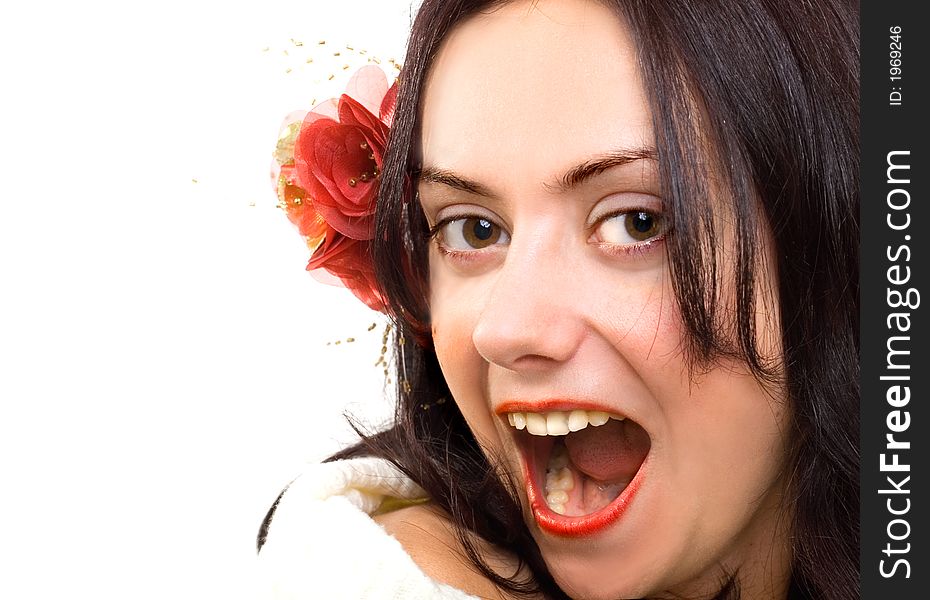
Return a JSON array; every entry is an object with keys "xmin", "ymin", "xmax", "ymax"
[{"xmin": 471, "ymin": 238, "xmax": 586, "ymax": 371}]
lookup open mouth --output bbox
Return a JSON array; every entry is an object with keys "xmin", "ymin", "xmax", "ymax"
[{"xmin": 503, "ymin": 407, "xmax": 651, "ymax": 536}]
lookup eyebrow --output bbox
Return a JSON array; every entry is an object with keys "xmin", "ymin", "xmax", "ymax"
[
  {"xmin": 416, "ymin": 167, "xmax": 495, "ymax": 197},
  {"xmin": 554, "ymin": 147, "xmax": 658, "ymax": 191},
  {"xmin": 416, "ymin": 146, "xmax": 658, "ymax": 197}
]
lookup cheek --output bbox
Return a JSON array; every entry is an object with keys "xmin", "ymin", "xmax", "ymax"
[
  {"xmin": 429, "ymin": 253, "xmax": 501, "ymax": 446},
  {"xmin": 429, "ymin": 249, "xmax": 482, "ymax": 374},
  {"xmin": 611, "ymin": 272, "xmax": 788, "ymax": 525},
  {"xmin": 676, "ymin": 372, "xmax": 787, "ymax": 467},
  {"xmin": 653, "ymin": 359, "xmax": 788, "ymax": 539},
  {"xmin": 595, "ymin": 269, "xmax": 685, "ymax": 367},
  {"xmin": 430, "ymin": 300, "xmax": 479, "ymax": 396}
]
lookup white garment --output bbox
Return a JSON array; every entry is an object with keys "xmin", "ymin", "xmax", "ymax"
[{"xmin": 259, "ymin": 456, "xmax": 479, "ymax": 599}]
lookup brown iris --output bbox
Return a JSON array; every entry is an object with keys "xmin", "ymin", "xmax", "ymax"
[
  {"xmin": 462, "ymin": 217, "xmax": 501, "ymax": 248},
  {"xmin": 625, "ymin": 211, "xmax": 662, "ymax": 242}
]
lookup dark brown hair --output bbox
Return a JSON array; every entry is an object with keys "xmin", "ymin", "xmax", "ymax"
[{"xmin": 267, "ymin": 1, "xmax": 860, "ymax": 598}]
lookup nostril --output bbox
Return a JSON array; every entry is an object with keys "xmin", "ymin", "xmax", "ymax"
[
  {"xmin": 511, "ymin": 354, "xmax": 561, "ymax": 369},
  {"xmin": 472, "ymin": 309, "xmax": 584, "ymax": 370}
]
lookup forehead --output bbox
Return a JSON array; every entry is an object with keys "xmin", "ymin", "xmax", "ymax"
[{"xmin": 420, "ymin": 0, "xmax": 653, "ymax": 182}]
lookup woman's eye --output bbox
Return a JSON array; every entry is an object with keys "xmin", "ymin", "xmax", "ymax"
[
  {"xmin": 595, "ymin": 210, "xmax": 665, "ymax": 245},
  {"xmin": 437, "ymin": 217, "xmax": 510, "ymax": 251}
]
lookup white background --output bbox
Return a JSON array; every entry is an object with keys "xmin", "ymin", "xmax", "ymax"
[{"xmin": 0, "ymin": 1, "xmax": 418, "ymax": 597}]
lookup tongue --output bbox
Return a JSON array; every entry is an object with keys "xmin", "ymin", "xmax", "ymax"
[{"xmin": 564, "ymin": 418, "xmax": 650, "ymax": 482}]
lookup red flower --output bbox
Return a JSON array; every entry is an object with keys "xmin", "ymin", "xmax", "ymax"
[
  {"xmin": 307, "ymin": 235, "xmax": 385, "ymax": 312},
  {"xmin": 272, "ymin": 66, "xmax": 397, "ymax": 313},
  {"xmin": 276, "ymin": 163, "xmax": 327, "ymax": 248},
  {"xmin": 294, "ymin": 67, "xmax": 396, "ymax": 241}
]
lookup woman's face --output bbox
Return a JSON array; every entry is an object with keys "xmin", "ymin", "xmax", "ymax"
[{"xmin": 418, "ymin": 1, "xmax": 791, "ymax": 598}]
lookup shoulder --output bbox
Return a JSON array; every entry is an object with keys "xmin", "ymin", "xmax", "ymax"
[
  {"xmin": 374, "ymin": 505, "xmax": 477, "ymax": 587},
  {"xmin": 259, "ymin": 458, "xmax": 542, "ymax": 599},
  {"xmin": 374, "ymin": 504, "xmax": 535, "ymax": 600},
  {"xmin": 260, "ymin": 492, "xmax": 474, "ymax": 599}
]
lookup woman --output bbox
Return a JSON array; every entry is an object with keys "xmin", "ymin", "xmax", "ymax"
[{"xmin": 260, "ymin": 1, "xmax": 859, "ymax": 598}]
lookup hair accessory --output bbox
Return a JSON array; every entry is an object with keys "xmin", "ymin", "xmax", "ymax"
[{"xmin": 272, "ymin": 65, "xmax": 398, "ymax": 312}]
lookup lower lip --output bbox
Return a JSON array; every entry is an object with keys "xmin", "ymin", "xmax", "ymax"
[{"xmin": 522, "ymin": 448, "xmax": 647, "ymax": 537}]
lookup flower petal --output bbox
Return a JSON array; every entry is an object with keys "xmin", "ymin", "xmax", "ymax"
[
  {"xmin": 380, "ymin": 81, "xmax": 398, "ymax": 126},
  {"xmin": 345, "ymin": 65, "xmax": 389, "ymax": 116},
  {"xmin": 294, "ymin": 118, "xmax": 378, "ymax": 240}
]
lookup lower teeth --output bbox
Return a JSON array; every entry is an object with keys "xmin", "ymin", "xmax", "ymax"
[
  {"xmin": 544, "ymin": 441, "xmax": 631, "ymax": 515},
  {"xmin": 545, "ymin": 444, "xmax": 574, "ymax": 511}
]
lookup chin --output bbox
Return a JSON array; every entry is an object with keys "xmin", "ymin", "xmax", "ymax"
[{"xmin": 543, "ymin": 552, "xmax": 653, "ymax": 600}]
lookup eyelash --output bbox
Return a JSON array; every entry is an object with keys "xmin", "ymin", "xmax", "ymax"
[
  {"xmin": 428, "ymin": 217, "xmax": 500, "ymax": 265},
  {"xmin": 589, "ymin": 209, "xmax": 670, "ymax": 256},
  {"xmin": 428, "ymin": 209, "xmax": 670, "ymax": 261}
]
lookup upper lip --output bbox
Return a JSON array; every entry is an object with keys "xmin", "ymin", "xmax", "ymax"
[{"xmin": 495, "ymin": 398, "xmax": 633, "ymax": 421}]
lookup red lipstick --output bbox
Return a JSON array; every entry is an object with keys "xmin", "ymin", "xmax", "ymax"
[
  {"xmin": 497, "ymin": 399, "xmax": 626, "ymax": 416},
  {"xmin": 525, "ymin": 454, "xmax": 645, "ymax": 536},
  {"xmin": 497, "ymin": 400, "xmax": 648, "ymax": 537}
]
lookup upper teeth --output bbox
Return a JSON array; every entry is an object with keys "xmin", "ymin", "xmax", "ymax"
[{"xmin": 506, "ymin": 409, "xmax": 624, "ymax": 436}]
